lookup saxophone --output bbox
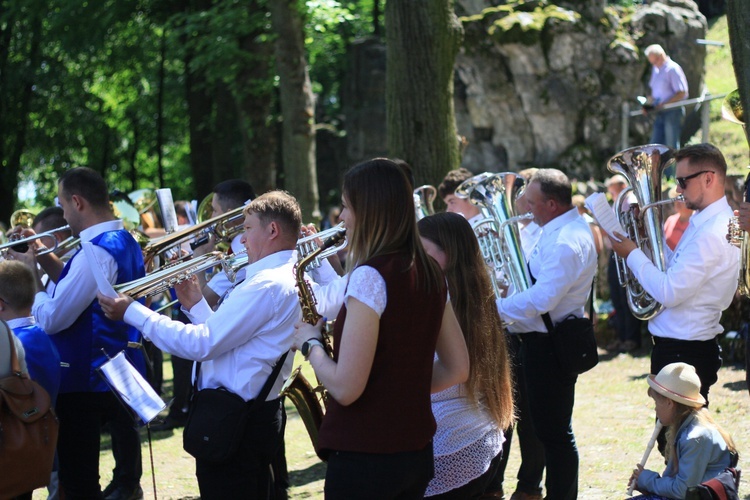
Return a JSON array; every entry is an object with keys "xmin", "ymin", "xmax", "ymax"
[{"xmin": 280, "ymin": 229, "xmax": 345, "ymax": 455}]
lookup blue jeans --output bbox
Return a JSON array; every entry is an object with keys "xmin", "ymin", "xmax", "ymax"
[
  {"xmin": 522, "ymin": 333, "xmax": 579, "ymax": 500},
  {"xmin": 650, "ymin": 108, "xmax": 684, "ymax": 150}
]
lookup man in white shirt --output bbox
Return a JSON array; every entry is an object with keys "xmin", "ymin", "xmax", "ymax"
[
  {"xmin": 99, "ymin": 190, "xmax": 301, "ymax": 499},
  {"xmin": 11, "ymin": 167, "xmax": 146, "ymax": 500},
  {"xmin": 609, "ymin": 143, "xmax": 739, "ymax": 403},
  {"xmin": 497, "ymin": 169, "xmax": 597, "ymax": 500}
]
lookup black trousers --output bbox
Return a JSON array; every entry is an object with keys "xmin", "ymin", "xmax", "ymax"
[
  {"xmin": 324, "ymin": 443, "xmax": 434, "ymax": 500},
  {"xmin": 650, "ymin": 335, "xmax": 722, "ymax": 403},
  {"xmin": 195, "ymin": 398, "xmax": 285, "ymax": 499},
  {"xmin": 490, "ymin": 334, "xmax": 545, "ymax": 496},
  {"xmin": 56, "ymin": 392, "xmax": 142, "ymax": 499}
]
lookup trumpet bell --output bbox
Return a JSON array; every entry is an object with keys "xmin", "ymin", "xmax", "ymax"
[
  {"xmin": 721, "ymin": 89, "xmax": 745, "ymax": 126},
  {"xmin": 10, "ymin": 209, "xmax": 36, "ymax": 229}
]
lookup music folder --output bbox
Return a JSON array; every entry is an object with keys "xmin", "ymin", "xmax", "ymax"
[{"xmin": 99, "ymin": 351, "xmax": 166, "ymax": 425}]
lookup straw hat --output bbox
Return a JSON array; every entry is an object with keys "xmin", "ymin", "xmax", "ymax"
[{"xmin": 647, "ymin": 362, "xmax": 706, "ymax": 408}]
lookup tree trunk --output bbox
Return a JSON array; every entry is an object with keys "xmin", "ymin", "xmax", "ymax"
[
  {"xmin": 385, "ymin": 0, "xmax": 463, "ymax": 187},
  {"xmin": 269, "ymin": 0, "xmax": 320, "ymax": 221},
  {"xmin": 0, "ymin": 8, "xmax": 42, "ymax": 223},
  {"xmin": 184, "ymin": 54, "xmax": 215, "ymax": 202},
  {"xmin": 726, "ymin": 0, "xmax": 750, "ymax": 153},
  {"xmin": 237, "ymin": 2, "xmax": 277, "ymax": 195}
]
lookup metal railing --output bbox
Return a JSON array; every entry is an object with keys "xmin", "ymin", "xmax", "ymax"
[{"xmin": 620, "ymin": 91, "xmax": 727, "ymax": 150}]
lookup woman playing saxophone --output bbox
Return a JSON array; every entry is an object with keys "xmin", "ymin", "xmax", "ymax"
[{"xmin": 292, "ymin": 158, "xmax": 469, "ymax": 499}]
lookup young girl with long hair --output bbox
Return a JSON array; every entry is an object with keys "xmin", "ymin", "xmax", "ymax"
[
  {"xmin": 418, "ymin": 212, "xmax": 515, "ymax": 499},
  {"xmin": 293, "ymin": 158, "xmax": 470, "ymax": 500},
  {"xmin": 628, "ymin": 362, "xmax": 737, "ymax": 499}
]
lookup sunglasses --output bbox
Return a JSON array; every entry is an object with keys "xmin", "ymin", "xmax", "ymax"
[{"xmin": 676, "ymin": 170, "xmax": 714, "ymax": 190}]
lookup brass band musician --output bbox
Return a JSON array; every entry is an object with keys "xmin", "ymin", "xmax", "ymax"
[{"xmin": 608, "ymin": 143, "xmax": 739, "ymax": 403}]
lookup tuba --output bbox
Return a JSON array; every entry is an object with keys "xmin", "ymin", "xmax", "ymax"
[
  {"xmin": 279, "ymin": 229, "xmax": 346, "ymax": 457},
  {"xmin": 723, "ymin": 89, "xmax": 750, "ymax": 297},
  {"xmin": 455, "ymin": 172, "xmax": 532, "ymax": 298},
  {"xmin": 413, "ymin": 185, "xmax": 437, "ymax": 221},
  {"xmin": 608, "ymin": 144, "xmax": 680, "ymax": 320}
]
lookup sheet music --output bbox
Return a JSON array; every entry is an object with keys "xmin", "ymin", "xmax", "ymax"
[
  {"xmin": 585, "ymin": 193, "xmax": 626, "ymax": 242},
  {"xmin": 82, "ymin": 242, "xmax": 118, "ymax": 298},
  {"xmin": 99, "ymin": 352, "xmax": 166, "ymax": 424}
]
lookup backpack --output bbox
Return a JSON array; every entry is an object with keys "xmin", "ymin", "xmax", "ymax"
[
  {"xmin": 685, "ymin": 467, "xmax": 741, "ymax": 500},
  {"xmin": 0, "ymin": 323, "xmax": 59, "ymax": 498}
]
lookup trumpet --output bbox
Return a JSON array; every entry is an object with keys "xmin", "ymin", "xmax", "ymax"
[
  {"xmin": 295, "ymin": 222, "xmax": 347, "ymax": 270},
  {"xmin": 0, "ymin": 225, "xmax": 72, "ymax": 258}
]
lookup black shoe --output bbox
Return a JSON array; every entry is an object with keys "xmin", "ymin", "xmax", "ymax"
[
  {"xmin": 104, "ymin": 484, "xmax": 144, "ymax": 500},
  {"xmin": 150, "ymin": 415, "xmax": 186, "ymax": 432}
]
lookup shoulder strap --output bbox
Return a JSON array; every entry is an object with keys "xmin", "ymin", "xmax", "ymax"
[
  {"xmin": 2, "ymin": 319, "xmax": 22, "ymax": 375},
  {"xmin": 191, "ymin": 350, "xmax": 289, "ymax": 410},
  {"xmin": 527, "ymin": 263, "xmax": 594, "ymax": 334}
]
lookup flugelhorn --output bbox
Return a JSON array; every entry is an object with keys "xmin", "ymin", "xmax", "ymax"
[
  {"xmin": 115, "ymin": 251, "xmax": 229, "ymax": 299},
  {"xmin": 295, "ymin": 222, "xmax": 347, "ymax": 270},
  {"xmin": 608, "ymin": 145, "xmax": 679, "ymax": 320}
]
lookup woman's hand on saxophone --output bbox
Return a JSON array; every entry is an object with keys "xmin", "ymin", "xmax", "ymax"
[
  {"xmin": 292, "ymin": 317, "xmax": 325, "ymax": 351},
  {"xmin": 98, "ymin": 292, "xmax": 135, "ymax": 321}
]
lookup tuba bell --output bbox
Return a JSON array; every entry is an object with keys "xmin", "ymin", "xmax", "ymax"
[
  {"xmin": 455, "ymin": 172, "xmax": 532, "ymax": 299},
  {"xmin": 608, "ymin": 144, "xmax": 681, "ymax": 320}
]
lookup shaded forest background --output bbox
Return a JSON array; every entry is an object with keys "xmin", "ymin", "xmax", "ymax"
[{"xmin": 1, "ymin": 0, "xmax": 746, "ymax": 224}]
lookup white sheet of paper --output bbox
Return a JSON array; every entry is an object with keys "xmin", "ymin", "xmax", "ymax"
[
  {"xmin": 99, "ymin": 352, "xmax": 167, "ymax": 425},
  {"xmin": 82, "ymin": 242, "xmax": 118, "ymax": 298},
  {"xmin": 585, "ymin": 193, "xmax": 626, "ymax": 242}
]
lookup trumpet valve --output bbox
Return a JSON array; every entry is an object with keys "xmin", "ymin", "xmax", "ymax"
[{"xmin": 727, "ymin": 216, "xmax": 743, "ymax": 247}]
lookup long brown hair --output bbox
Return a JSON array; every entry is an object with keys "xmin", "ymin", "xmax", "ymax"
[
  {"xmin": 343, "ymin": 158, "xmax": 442, "ymax": 292},
  {"xmin": 418, "ymin": 212, "xmax": 515, "ymax": 429}
]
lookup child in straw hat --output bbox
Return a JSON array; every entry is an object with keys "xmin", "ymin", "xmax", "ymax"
[{"xmin": 628, "ymin": 362, "xmax": 737, "ymax": 499}]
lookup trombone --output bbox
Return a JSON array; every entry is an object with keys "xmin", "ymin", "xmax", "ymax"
[{"xmin": 0, "ymin": 225, "xmax": 72, "ymax": 257}]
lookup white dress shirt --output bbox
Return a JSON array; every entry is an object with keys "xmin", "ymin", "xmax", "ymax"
[
  {"xmin": 33, "ymin": 220, "xmax": 122, "ymax": 335},
  {"xmin": 498, "ymin": 208, "xmax": 597, "ymax": 333},
  {"xmin": 626, "ymin": 196, "xmax": 739, "ymax": 341},
  {"xmin": 124, "ymin": 250, "xmax": 298, "ymax": 401},
  {"xmin": 520, "ymin": 220, "xmax": 542, "ymax": 258}
]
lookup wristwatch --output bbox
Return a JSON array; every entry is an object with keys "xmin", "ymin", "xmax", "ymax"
[{"xmin": 301, "ymin": 338, "xmax": 324, "ymax": 360}]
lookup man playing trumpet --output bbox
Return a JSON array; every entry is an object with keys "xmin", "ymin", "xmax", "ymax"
[
  {"xmin": 608, "ymin": 144, "xmax": 739, "ymax": 403},
  {"xmin": 99, "ymin": 190, "xmax": 301, "ymax": 499}
]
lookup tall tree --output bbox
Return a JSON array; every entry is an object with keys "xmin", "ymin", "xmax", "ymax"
[
  {"xmin": 270, "ymin": 0, "xmax": 320, "ymax": 220},
  {"xmin": 385, "ymin": 0, "xmax": 463, "ymax": 186},
  {"xmin": 726, "ymin": 0, "xmax": 750, "ymax": 151}
]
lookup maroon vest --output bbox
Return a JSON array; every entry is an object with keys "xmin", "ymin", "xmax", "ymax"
[{"xmin": 317, "ymin": 252, "xmax": 446, "ymax": 455}]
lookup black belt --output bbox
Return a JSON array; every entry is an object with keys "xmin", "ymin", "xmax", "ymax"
[{"xmin": 651, "ymin": 335, "xmax": 718, "ymax": 346}]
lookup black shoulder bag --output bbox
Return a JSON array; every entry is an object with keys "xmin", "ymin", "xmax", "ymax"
[
  {"xmin": 182, "ymin": 351, "xmax": 288, "ymax": 463},
  {"xmin": 530, "ymin": 265, "xmax": 599, "ymax": 376}
]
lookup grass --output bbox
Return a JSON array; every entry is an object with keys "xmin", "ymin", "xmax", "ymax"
[{"xmin": 34, "ymin": 346, "xmax": 750, "ymax": 499}]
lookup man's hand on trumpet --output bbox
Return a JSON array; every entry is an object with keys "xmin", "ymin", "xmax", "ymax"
[{"xmin": 735, "ymin": 201, "xmax": 750, "ymax": 232}]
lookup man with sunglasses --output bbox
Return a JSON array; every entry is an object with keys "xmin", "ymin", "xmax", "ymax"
[{"xmin": 608, "ymin": 143, "xmax": 739, "ymax": 403}]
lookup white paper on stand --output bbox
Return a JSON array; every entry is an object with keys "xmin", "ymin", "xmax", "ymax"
[
  {"xmin": 99, "ymin": 352, "xmax": 167, "ymax": 425},
  {"xmin": 82, "ymin": 242, "xmax": 118, "ymax": 298},
  {"xmin": 584, "ymin": 193, "xmax": 626, "ymax": 242}
]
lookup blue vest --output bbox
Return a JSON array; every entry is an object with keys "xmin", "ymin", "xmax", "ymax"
[
  {"xmin": 52, "ymin": 229, "xmax": 146, "ymax": 393},
  {"xmin": 14, "ymin": 323, "xmax": 61, "ymax": 405}
]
